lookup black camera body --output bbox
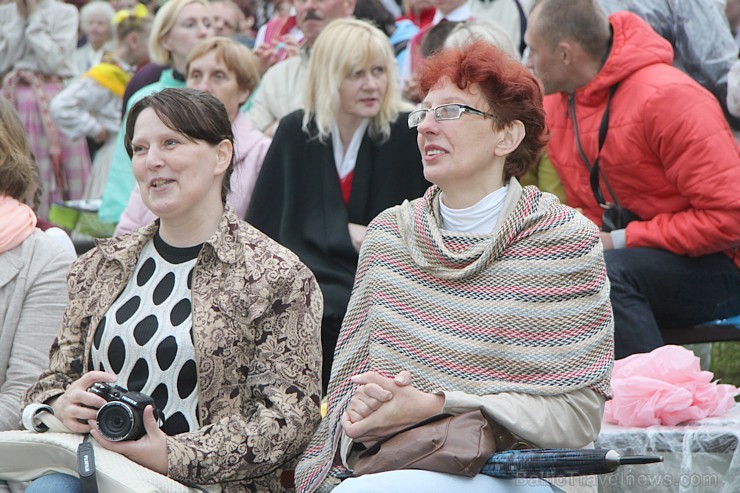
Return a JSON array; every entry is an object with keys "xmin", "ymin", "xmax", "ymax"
[
  {"xmin": 601, "ymin": 204, "xmax": 641, "ymax": 233},
  {"xmin": 89, "ymin": 382, "xmax": 162, "ymax": 442}
]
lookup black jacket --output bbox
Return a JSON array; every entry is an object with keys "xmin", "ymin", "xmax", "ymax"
[{"xmin": 246, "ymin": 109, "xmax": 429, "ymax": 319}]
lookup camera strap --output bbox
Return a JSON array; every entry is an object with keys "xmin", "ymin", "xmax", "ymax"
[
  {"xmin": 77, "ymin": 436, "xmax": 100, "ymax": 493},
  {"xmin": 569, "ymin": 84, "xmax": 620, "ymax": 208}
]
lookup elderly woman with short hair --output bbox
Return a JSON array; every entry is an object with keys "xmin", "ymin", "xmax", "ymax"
[{"xmin": 74, "ymin": 0, "xmax": 116, "ymax": 76}]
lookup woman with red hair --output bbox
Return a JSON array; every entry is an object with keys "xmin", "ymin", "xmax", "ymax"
[{"xmin": 296, "ymin": 41, "xmax": 614, "ymax": 493}]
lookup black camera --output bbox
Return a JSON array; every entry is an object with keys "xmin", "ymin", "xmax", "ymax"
[
  {"xmin": 89, "ymin": 382, "xmax": 163, "ymax": 442},
  {"xmin": 601, "ymin": 204, "xmax": 641, "ymax": 233}
]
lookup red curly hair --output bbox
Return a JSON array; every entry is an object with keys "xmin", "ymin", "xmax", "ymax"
[{"xmin": 416, "ymin": 41, "xmax": 549, "ymax": 179}]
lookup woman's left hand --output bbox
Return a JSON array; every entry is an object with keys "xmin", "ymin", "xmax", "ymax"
[
  {"xmin": 341, "ymin": 371, "xmax": 444, "ymax": 444},
  {"xmin": 89, "ymin": 405, "xmax": 168, "ymax": 475}
]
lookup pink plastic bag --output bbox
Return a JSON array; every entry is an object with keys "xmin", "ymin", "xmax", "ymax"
[{"xmin": 604, "ymin": 345, "xmax": 739, "ymax": 427}]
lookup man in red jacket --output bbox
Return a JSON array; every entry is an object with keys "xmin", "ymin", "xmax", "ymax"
[{"xmin": 524, "ymin": 0, "xmax": 740, "ymax": 358}]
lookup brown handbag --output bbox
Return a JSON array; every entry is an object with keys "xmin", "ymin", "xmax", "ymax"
[{"xmin": 352, "ymin": 410, "xmax": 499, "ymax": 478}]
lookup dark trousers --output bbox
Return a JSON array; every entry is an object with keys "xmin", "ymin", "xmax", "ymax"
[
  {"xmin": 605, "ymin": 247, "xmax": 740, "ymax": 359},
  {"xmin": 321, "ymin": 315, "xmax": 343, "ymax": 394}
]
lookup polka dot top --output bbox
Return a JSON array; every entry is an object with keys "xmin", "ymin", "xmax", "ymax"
[{"xmin": 90, "ymin": 232, "xmax": 202, "ymax": 436}]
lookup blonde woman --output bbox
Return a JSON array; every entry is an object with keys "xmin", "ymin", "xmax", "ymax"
[
  {"xmin": 99, "ymin": 0, "xmax": 214, "ymax": 224},
  {"xmin": 247, "ymin": 18, "xmax": 429, "ymax": 390}
]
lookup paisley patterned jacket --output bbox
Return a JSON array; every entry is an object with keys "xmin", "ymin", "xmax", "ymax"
[{"xmin": 23, "ymin": 206, "xmax": 323, "ymax": 492}]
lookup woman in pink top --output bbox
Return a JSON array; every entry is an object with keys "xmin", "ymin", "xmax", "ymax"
[{"xmin": 115, "ymin": 37, "xmax": 270, "ymax": 235}]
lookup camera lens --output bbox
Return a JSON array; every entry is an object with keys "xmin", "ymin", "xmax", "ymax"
[{"xmin": 97, "ymin": 402, "xmax": 142, "ymax": 441}]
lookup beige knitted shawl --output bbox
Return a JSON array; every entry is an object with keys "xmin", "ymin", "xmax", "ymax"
[{"xmin": 297, "ymin": 184, "xmax": 614, "ymax": 492}]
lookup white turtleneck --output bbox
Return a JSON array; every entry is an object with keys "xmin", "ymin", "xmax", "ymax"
[{"xmin": 438, "ymin": 185, "xmax": 509, "ymax": 233}]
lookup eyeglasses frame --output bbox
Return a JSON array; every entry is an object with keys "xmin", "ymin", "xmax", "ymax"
[{"xmin": 407, "ymin": 103, "xmax": 497, "ymax": 129}]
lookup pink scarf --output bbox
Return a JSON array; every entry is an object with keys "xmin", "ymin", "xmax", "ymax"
[{"xmin": 0, "ymin": 195, "xmax": 37, "ymax": 253}]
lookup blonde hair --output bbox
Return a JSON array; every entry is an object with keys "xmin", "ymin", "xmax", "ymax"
[
  {"xmin": 0, "ymin": 99, "xmax": 35, "ymax": 201},
  {"xmin": 186, "ymin": 37, "xmax": 261, "ymax": 93},
  {"xmin": 303, "ymin": 18, "xmax": 410, "ymax": 142},
  {"xmin": 443, "ymin": 20, "xmax": 520, "ymax": 59},
  {"xmin": 149, "ymin": 0, "xmax": 210, "ymax": 65}
]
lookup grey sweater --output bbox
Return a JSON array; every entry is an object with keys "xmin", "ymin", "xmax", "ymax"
[{"xmin": 0, "ymin": 229, "xmax": 72, "ymax": 430}]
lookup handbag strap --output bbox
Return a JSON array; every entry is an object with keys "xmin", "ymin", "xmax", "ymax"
[
  {"xmin": 358, "ymin": 410, "xmax": 535, "ymax": 459},
  {"xmin": 22, "ymin": 405, "xmax": 75, "ymax": 433},
  {"xmin": 511, "ymin": 0, "xmax": 528, "ymax": 56},
  {"xmin": 569, "ymin": 84, "xmax": 620, "ymax": 208}
]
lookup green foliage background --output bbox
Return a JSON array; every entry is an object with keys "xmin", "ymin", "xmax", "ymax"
[{"xmin": 711, "ymin": 342, "xmax": 740, "ymax": 394}]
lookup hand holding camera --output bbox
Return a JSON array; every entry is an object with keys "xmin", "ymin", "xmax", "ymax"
[
  {"xmin": 88, "ymin": 382, "xmax": 164, "ymax": 442},
  {"xmin": 86, "ymin": 381, "xmax": 169, "ymax": 475},
  {"xmin": 48, "ymin": 373, "xmax": 169, "ymax": 473},
  {"xmin": 48, "ymin": 370, "xmax": 117, "ymax": 434}
]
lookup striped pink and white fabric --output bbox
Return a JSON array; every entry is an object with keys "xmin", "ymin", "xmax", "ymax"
[
  {"xmin": 296, "ymin": 184, "xmax": 614, "ymax": 492},
  {"xmin": 3, "ymin": 73, "xmax": 90, "ymax": 218}
]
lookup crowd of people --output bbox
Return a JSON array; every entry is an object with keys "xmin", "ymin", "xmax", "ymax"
[{"xmin": 0, "ymin": 0, "xmax": 738, "ymax": 491}]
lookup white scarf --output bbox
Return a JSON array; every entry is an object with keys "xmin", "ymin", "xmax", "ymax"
[{"xmin": 331, "ymin": 119, "xmax": 370, "ymax": 179}]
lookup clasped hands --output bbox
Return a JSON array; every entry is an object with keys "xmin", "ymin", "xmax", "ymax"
[
  {"xmin": 340, "ymin": 370, "xmax": 444, "ymax": 445},
  {"xmin": 49, "ymin": 370, "xmax": 168, "ymax": 475}
]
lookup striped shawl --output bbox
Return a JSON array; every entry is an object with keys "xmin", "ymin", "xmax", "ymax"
[{"xmin": 296, "ymin": 184, "xmax": 614, "ymax": 492}]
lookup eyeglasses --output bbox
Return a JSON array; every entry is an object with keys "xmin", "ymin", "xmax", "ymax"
[{"xmin": 407, "ymin": 103, "xmax": 497, "ymax": 128}]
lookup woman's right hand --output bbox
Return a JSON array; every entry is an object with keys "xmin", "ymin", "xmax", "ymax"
[
  {"xmin": 50, "ymin": 371, "xmax": 117, "ymax": 433},
  {"xmin": 253, "ymin": 42, "xmax": 276, "ymax": 75},
  {"xmin": 341, "ymin": 371, "xmax": 443, "ymax": 444}
]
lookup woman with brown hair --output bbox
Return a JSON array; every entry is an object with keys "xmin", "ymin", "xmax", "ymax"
[
  {"xmin": 23, "ymin": 88, "xmax": 322, "ymax": 492},
  {"xmin": 116, "ymin": 36, "xmax": 270, "ymax": 235}
]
